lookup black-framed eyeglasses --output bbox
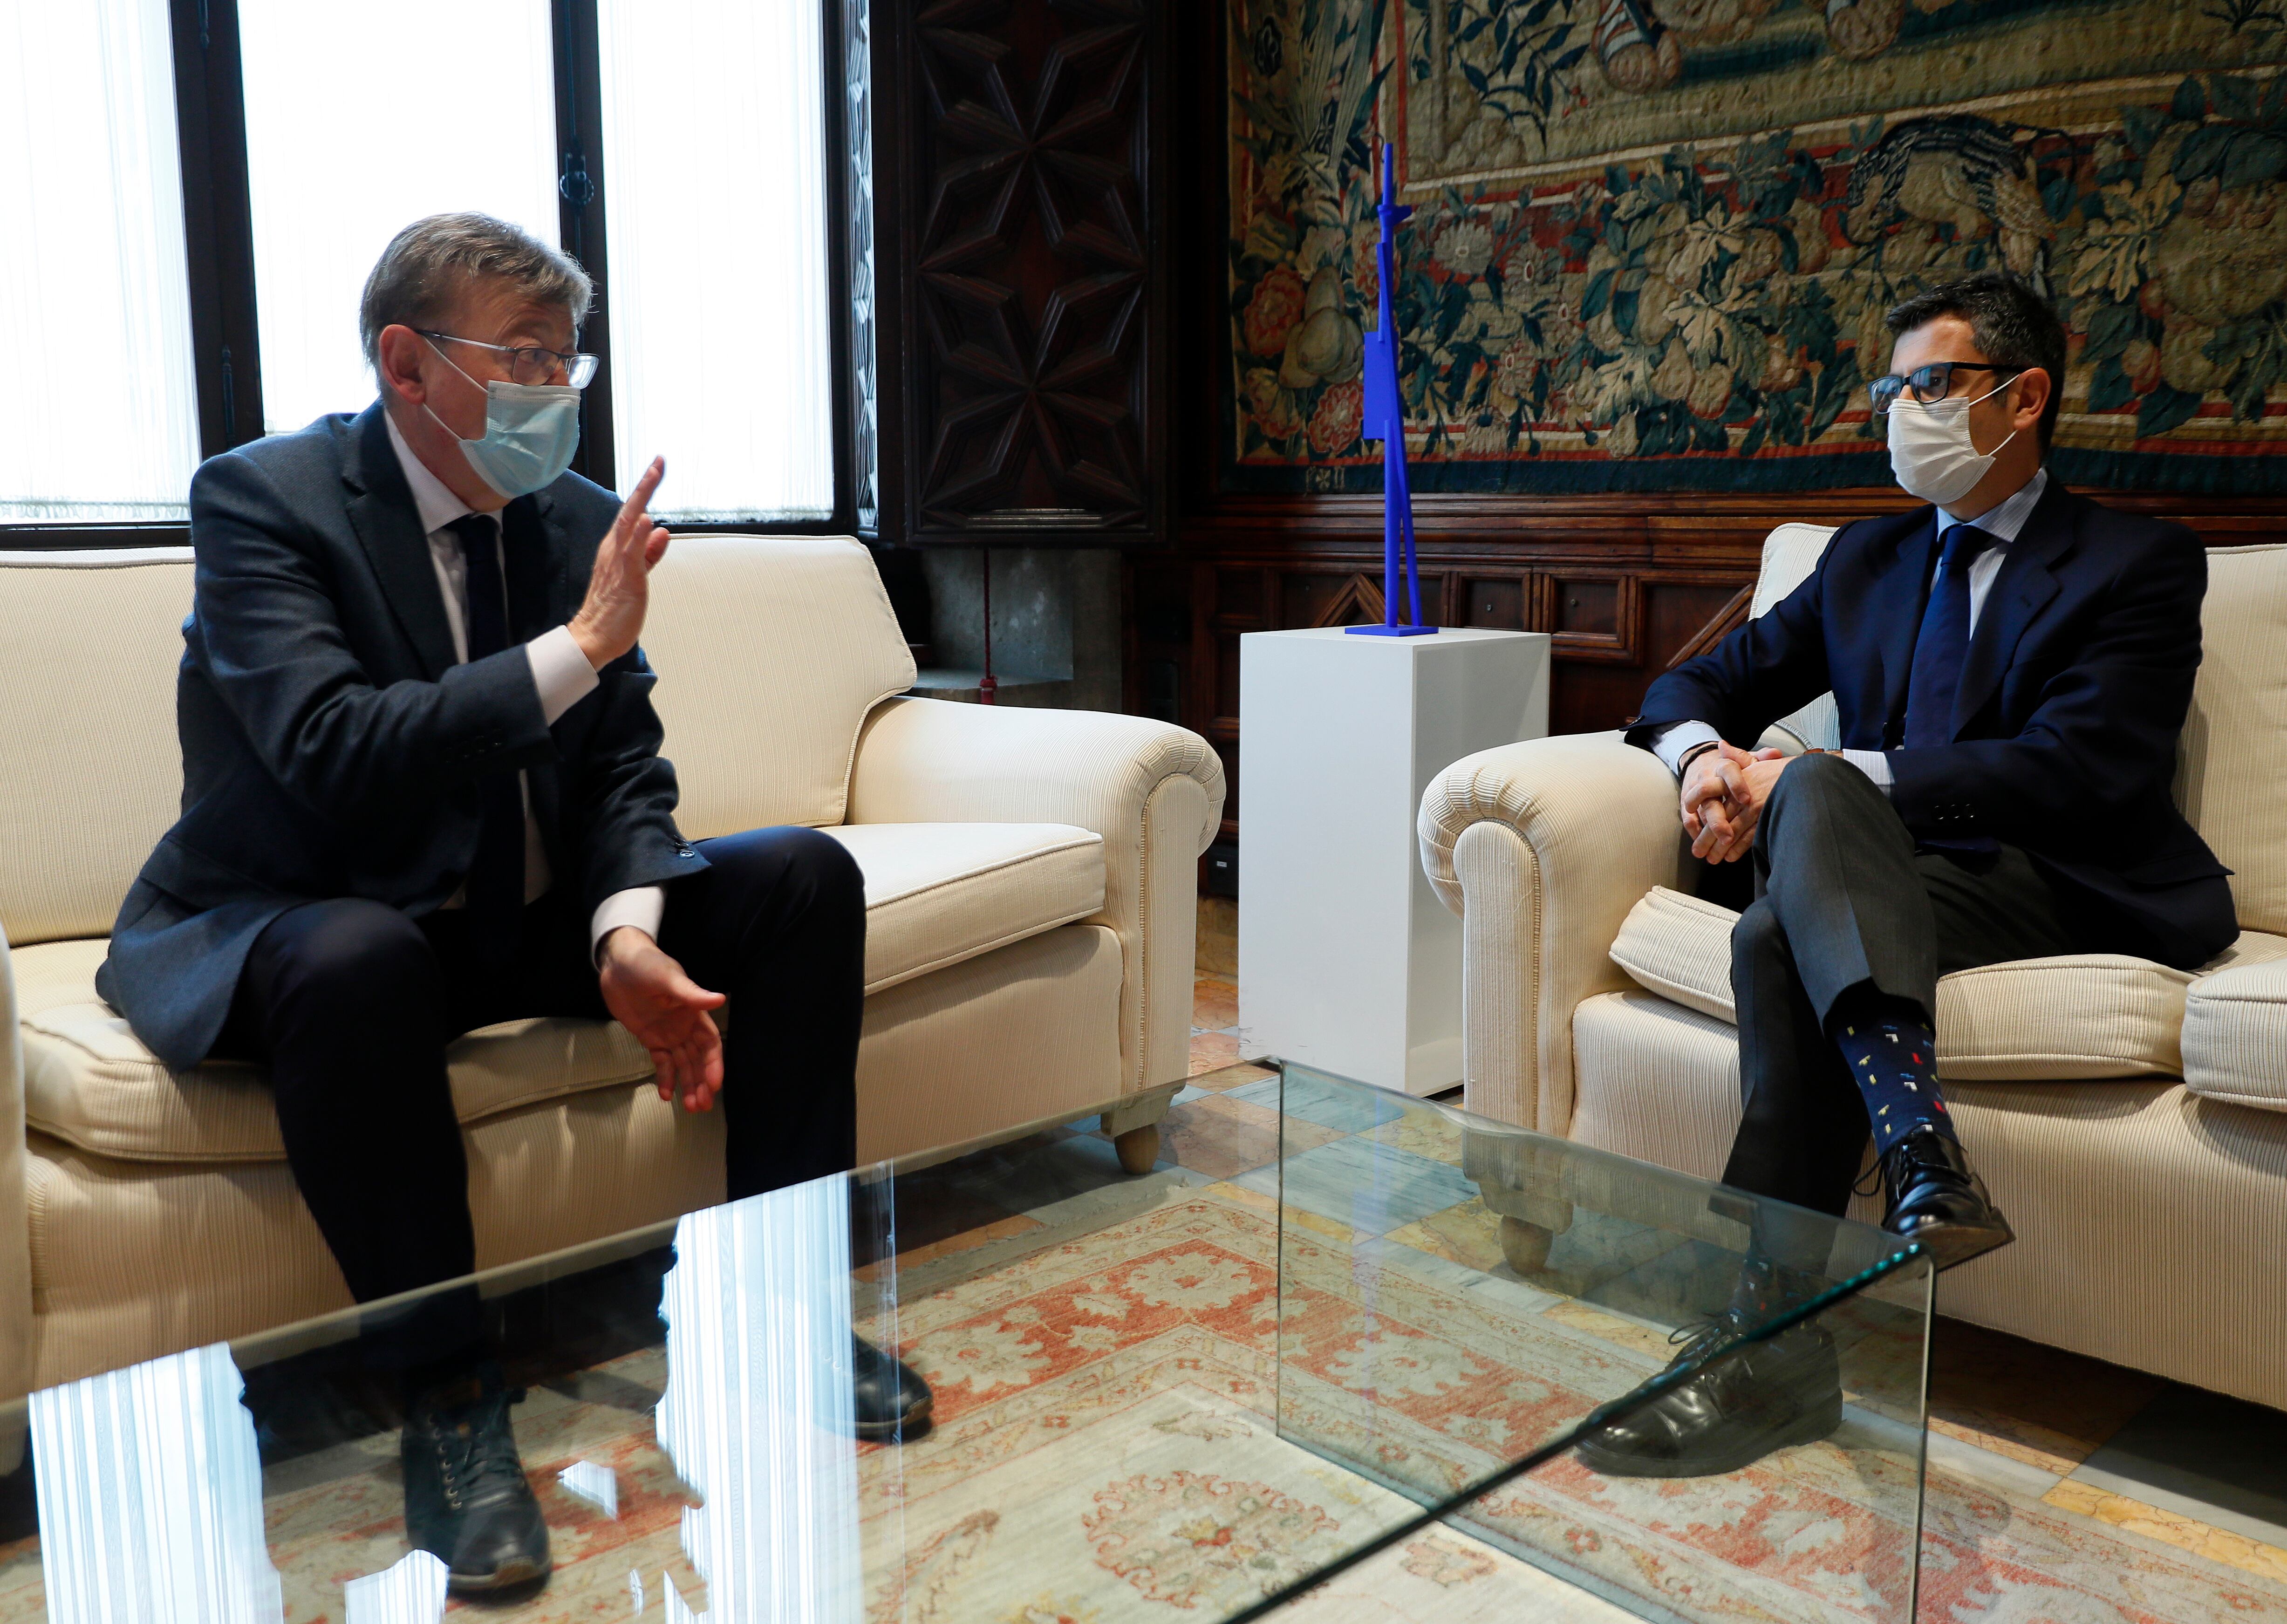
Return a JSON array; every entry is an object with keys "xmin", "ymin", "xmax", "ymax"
[
  {"xmin": 1866, "ymin": 362, "xmax": 2014, "ymax": 414},
  {"xmin": 418, "ymin": 330, "xmax": 599, "ymax": 389}
]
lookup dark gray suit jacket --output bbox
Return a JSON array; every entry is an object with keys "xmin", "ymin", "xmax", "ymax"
[{"xmin": 98, "ymin": 403, "xmax": 707, "ymax": 1067}]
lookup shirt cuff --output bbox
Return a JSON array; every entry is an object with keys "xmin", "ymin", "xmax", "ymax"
[
  {"xmin": 1840, "ymin": 749, "xmax": 1895, "ymax": 794},
  {"xmin": 1649, "ymin": 720, "xmax": 1722, "ymax": 776},
  {"xmin": 590, "ymin": 886, "xmax": 667, "ymax": 962},
  {"xmin": 527, "ymin": 625, "xmax": 600, "ymax": 726}
]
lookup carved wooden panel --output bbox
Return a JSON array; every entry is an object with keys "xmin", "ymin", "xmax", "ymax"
[{"xmin": 899, "ymin": 0, "xmax": 1157, "ymax": 540}]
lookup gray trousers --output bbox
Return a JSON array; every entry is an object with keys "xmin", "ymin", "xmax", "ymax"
[{"xmin": 1720, "ymin": 753, "xmax": 2112, "ymax": 1216}]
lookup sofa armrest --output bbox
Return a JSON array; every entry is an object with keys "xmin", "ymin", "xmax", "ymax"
[
  {"xmin": 0, "ymin": 935, "xmax": 31, "ymax": 1420},
  {"xmin": 845, "ymin": 697, "xmax": 1225, "ymax": 1092},
  {"xmin": 1417, "ymin": 731, "xmax": 1683, "ymax": 1134}
]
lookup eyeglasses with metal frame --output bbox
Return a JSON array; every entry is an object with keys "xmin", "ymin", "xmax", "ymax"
[{"xmin": 417, "ymin": 330, "xmax": 600, "ymax": 389}]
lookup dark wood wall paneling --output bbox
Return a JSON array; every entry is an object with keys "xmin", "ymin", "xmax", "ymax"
[
  {"xmin": 870, "ymin": 0, "xmax": 1166, "ymax": 550},
  {"xmin": 1129, "ymin": 8, "xmax": 2287, "ymax": 846}
]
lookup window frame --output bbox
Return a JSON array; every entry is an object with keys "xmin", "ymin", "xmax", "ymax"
[{"xmin": 3, "ymin": 0, "xmax": 864, "ymax": 547}]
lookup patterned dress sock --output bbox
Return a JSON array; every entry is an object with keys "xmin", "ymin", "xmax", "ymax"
[{"xmin": 1829, "ymin": 993, "xmax": 1955, "ymax": 1153}]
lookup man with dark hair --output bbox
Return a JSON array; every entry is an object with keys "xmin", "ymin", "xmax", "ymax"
[
  {"xmin": 98, "ymin": 213, "xmax": 930, "ymax": 1589},
  {"xmin": 1583, "ymin": 270, "xmax": 2233, "ymax": 1477}
]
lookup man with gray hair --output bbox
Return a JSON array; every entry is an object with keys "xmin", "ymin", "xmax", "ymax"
[{"xmin": 98, "ymin": 212, "xmax": 930, "ymax": 1590}]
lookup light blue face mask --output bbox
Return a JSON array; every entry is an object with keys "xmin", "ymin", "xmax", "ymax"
[{"xmin": 422, "ymin": 339, "xmax": 582, "ymax": 499}]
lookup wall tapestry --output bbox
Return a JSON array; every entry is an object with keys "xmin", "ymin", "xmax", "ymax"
[{"xmin": 1226, "ymin": 0, "xmax": 2287, "ymax": 494}]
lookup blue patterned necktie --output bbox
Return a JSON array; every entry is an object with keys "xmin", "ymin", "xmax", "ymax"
[
  {"xmin": 1903, "ymin": 521, "xmax": 2000, "ymax": 854},
  {"xmin": 1902, "ymin": 523, "xmax": 1996, "ymax": 751},
  {"xmin": 448, "ymin": 513, "xmax": 524, "ymax": 969}
]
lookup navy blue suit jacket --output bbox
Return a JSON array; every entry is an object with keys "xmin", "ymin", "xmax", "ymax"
[
  {"xmin": 1629, "ymin": 478, "xmax": 2235, "ymax": 970},
  {"xmin": 98, "ymin": 403, "xmax": 707, "ymax": 1067}
]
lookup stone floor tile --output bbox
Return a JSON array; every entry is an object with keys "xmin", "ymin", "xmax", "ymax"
[
  {"xmin": 1188, "ymin": 1030, "xmax": 1242, "ymax": 1074},
  {"xmin": 1927, "ymin": 1316, "xmax": 2165, "ymax": 1474},
  {"xmin": 2042, "ymin": 1477, "xmax": 2287, "ymax": 1586},
  {"xmin": 1192, "ymin": 976, "xmax": 1240, "ymax": 1031}
]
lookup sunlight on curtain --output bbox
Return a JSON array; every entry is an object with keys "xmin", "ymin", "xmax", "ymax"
[
  {"xmin": 0, "ymin": 0, "xmax": 199, "ymax": 522},
  {"xmin": 598, "ymin": 0, "xmax": 835, "ymax": 521},
  {"xmin": 238, "ymin": 0, "xmax": 560, "ymax": 435}
]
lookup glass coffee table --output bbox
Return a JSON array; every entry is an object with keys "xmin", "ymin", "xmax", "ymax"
[{"xmin": 0, "ymin": 1062, "xmax": 1931, "ymax": 1621}]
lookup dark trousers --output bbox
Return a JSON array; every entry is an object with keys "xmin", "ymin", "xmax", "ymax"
[
  {"xmin": 219, "ymin": 826, "xmax": 866, "ymax": 1349},
  {"xmin": 1721, "ymin": 753, "xmax": 2130, "ymax": 1217}
]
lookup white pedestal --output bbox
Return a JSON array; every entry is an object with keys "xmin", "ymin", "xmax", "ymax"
[{"xmin": 1238, "ymin": 627, "xmax": 1549, "ymax": 1095}]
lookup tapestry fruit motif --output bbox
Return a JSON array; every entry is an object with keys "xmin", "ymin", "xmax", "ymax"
[{"xmin": 1227, "ymin": 0, "xmax": 2287, "ymax": 492}]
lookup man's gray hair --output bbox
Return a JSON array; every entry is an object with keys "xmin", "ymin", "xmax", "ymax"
[{"xmin": 358, "ymin": 212, "xmax": 593, "ymax": 372}]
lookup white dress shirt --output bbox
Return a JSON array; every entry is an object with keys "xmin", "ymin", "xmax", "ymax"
[
  {"xmin": 1651, "ymin": 468, "xmax": 2051, "ymax": 793},
  {"xmin": 384, "ymin": 415, "xmax": 667, "ymax": 954}
]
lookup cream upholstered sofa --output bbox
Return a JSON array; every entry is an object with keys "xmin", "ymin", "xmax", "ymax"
[
  {"xmin": 1419, "ymin": 528, "xmax": 2287, "ymax": 1411},
  {"xmin": 0, "ymin": 538, "xmax": 1221, "ymax": 1400}
]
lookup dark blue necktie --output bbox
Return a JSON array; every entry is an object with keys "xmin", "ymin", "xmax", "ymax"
[
  {"xmin": 449, "ymin": 513, "xmax": 524, "ymax": 969},
  {"xmin": 1902, "ymin": 523, "xmax": 1996, "ymax": 751}
]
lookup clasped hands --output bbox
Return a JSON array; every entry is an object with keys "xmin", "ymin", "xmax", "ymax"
[
  {"xmin": 572, "ymin": 457, "xmax": 727, "ymax": 1114},
  {"xmin": 1680, "ymin": 740, "xmax": 1793, "ymax": 863}
]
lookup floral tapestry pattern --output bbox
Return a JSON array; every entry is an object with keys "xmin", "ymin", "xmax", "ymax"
[{"xmin": 1226, "ymin": 0, "xmax": 2287, "ymax": 493}]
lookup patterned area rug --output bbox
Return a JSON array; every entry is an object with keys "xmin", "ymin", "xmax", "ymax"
[{"xmin": 1, "ymin": 1172, "xmax": 2282, "ymax": 1620}]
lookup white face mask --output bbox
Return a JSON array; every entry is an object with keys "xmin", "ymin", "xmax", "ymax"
[{"xmin": 1886, "ymin": 374, "xmax": 2020, "ymax": 508}]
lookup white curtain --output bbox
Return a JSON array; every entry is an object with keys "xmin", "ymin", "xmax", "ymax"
[
  {"xmin": 0, "ymin": 0, "xmax": 199, "ymax": 522},
  {"xmin": 238, "ymin": 0, "xmax": 560, "ymax": 435},
  {"xmin": 598, "ymin": 0, "xmax": 835, "ymax": 522}
]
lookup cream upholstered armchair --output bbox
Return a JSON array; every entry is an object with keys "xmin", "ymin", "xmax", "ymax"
[
  {"xmin": 0, "ymin": 538, "xmax": 1221, "ymax": 1402},
  {"xmin": 1419, "ymin": 531, "xmax": 2287, "ymax": 1411}
]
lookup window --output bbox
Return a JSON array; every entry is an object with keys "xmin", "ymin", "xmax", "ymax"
[
  {"xmin": 598, "ymin": 0, "xmax": 835, "ymax": 522},
  {"xmin": 0, "ymin": 0, "xmax": 200, "ymax": 522},
  {"xmin": 237, "ymin": 0, "xmax": 561, "ymax": 436},
  {"xmin": 3, "ymin": 0, "xmax": 857, "ymax": 539}
]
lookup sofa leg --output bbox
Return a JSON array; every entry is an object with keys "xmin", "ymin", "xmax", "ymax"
[
  {"xmin": 1498, "ymin": 1215, "xmax": 1558, "ymax": 1275},
  {"xmin": 1113, "ymin": 1124, "xmax": 1162, "ymax": 1175}
]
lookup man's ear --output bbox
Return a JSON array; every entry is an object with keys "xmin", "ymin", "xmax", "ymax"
[
  {"xmin": 2012, "ymin": 366, "xmax": 2051, "ymax": 432},
  {"xmin": 375, "ymin": 324, "xmax": 428, "ymax": 407}
]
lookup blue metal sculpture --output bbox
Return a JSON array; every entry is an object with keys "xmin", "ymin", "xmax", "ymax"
[{"xmin": 1348, "ymin": 139, "xmax": 1435, "ymax": 638}]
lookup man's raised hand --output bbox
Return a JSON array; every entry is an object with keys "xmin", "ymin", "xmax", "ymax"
[{"xmin": 568, "ymin": 456, "xmax": 669, "ymax": 669}]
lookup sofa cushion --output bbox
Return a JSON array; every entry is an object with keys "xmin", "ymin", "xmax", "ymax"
[
  {"xmin": 2182, "ymin": 958, "xmax": 2287, "ymax": 1112},
  {"xmin": 1750, "ymin": 524, "xmax": 1841, "ymax": 753},
  {"xmin": 822, "ymin": 822, "xmax": 1105, "ymax": 993},
  {"xmin": 642, "ymin": 536, "xmax": 918, "ymax": 837},
  {"xmin": 12, "ymin": 821, "xmax": 1103, "ymax": 1163},
  {"xmin": 1601, "ymin": 886, "xmax": 1743, "ymax": 1023},
  {"xmin": 2175, "ymin": 542, "xmax": 2287, "ymax": 937},
  {"xmin": 1608, "ymin": 886, "xmax": 2287, "ymax": 1081},
  {"xmin": 0, "ymin": 537, "xmax": 923, "ymax": 948},
  {"xmin": 14, "ymin": 938, "xmax": 655, "ymax": 1164},
  {"xmin": 0, "ymin": 550, "xmax": 193, "ymax": 948}
]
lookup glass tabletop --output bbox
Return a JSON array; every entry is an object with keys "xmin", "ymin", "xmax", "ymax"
[
  {"xmin": 0, "ymin": 1062, "xmax": 1928, "ymax": 1621},
  {"xmin": 1259, "ymin": 1063, "xmax": 1933, "ymax": 1623}
]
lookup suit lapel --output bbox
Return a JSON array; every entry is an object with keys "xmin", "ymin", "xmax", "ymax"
[
  {"xmin": 1872, "ymin": 509, "xmax": 1940, "ymax": 742},
  {"xmin": 1948, "ymin": 479, "xmax": 2075, "ymax": 739},
  {"xmin": 342, "ymin": 404, "xmax": 459, "ymax": 679}
]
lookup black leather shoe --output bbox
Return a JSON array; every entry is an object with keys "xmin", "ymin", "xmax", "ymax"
[
  {"xmin": 853, "ymin": 1334, "xmax": 932, "ymax": 1441},
  {"xmin": 1879, "ymin": 1125, "xmax": 2013, "ymax": 1269},
  {"xmin": 401, "ymin": 1368, "xmax": 551, "ymax": 1593},
  {"xmin": 1573, "ymin": 1311, "xmax": 1843, "ymax": 1479}
]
